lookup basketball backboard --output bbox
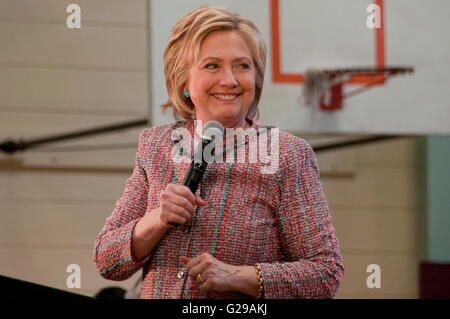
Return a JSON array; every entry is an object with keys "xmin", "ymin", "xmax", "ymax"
[
  {"xmin": 270, "ymin": 0, "xmax": 386, "ymax": 85},
  {"xmin": 150, "ymin": 0, "xmax": 450, "ymax": 135}
]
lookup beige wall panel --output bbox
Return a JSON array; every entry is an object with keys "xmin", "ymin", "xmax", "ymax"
[
  {"xmin": 1, "ymin": 146, "xmax": 138, "ymax": 169},
  {"xmin": 0, "ymin": 248, "xmax": 142, "ymax": 297},
  {"xmin": 0, "ymin": 127, "xmax": 144, "ymax": 169},
  {"xmin": 0, "ymin": 126, "xmax": 143, "ymax": 147},
  {"xmin": 299, "ymin": 137, "xmax": 416, "ymax": 175},
  {"xmin": 0, "ymin": 171, "xmax": 131, "ymax": 202},
  {"xmin": 316, "ymin": 149, "xmax": 356, "ymax": 176},
  {"xmin": 0, "ymin": 0, "xmax": 152, "ymax": 300},
  {"xmin": 322, "ymin": 167, "xmax": 417, "ymax": 208},
  {"xmin": 0, "ymin": 0, "xmax": 147, "ymax": 25},
  {"xmin": 336, "ymin": 254, "xmax": 418, "ymax": 296},
  {"xmin": 4, "ymin": 148, "xmax": 137, "ymax": 169},
  {"xmin": 0, "ymin": 23, "xmax": 147, "ymax": 68},
  {"xmin": 0, "ymin": 67, "xmax": 148, "ymax": 115},
  {"xmin": 301, "ymin": 135, "xmax": 376, "ymax": 148},
  {"xmin": 355, "ymin": 137, "xmax": 417, "ymax": 167},
  {"xmin": 309, "ymin": 137, "xmax": 416, "ymax": 175},
  {"xmin": 0, "ymin": 113, "xmax": 141, "ymax": 138},
  {"xmin": 0, "ymin": 203, "xmax": 118, "ymax": 247},
  {"xmin": 332, "ymin": 209, "xmax": 417, "ymax": 252}
]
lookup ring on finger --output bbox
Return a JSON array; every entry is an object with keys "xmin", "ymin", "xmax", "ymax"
[{"xmin": 195, "ymin": 273, "xmax": 205, "ymax": 283}]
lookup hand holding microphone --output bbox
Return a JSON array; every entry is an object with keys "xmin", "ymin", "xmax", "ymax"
[
  {"xmin": 168, "ymin": 120, "xmax": 224, "ymax": 227},
  {"xmin": 159, "ymin": 183, "xmax": 206, "ymax": 227},
  {"xmin": 131, "ymin": 121, "xmax": 223, "ymax": 260}
]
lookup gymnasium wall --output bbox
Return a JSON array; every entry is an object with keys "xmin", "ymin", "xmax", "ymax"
[{"xmin": 0, "ymin": 0, "xmax": 420, "ymax": 298}]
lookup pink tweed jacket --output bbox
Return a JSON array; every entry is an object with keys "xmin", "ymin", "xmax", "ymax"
[{"xmin": 93, "ymin": 119, "xmax": 344, "ymax": 298}]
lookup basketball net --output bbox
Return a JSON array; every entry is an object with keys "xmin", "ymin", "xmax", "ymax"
[{"xmin": 300, "ymin": 69, "xmax": 348, "ymax": 132}]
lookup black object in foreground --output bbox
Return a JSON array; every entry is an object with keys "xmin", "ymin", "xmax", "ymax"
[{"xmin": 0, "ymin": 274, "xmax": 92, "ymax": 300}]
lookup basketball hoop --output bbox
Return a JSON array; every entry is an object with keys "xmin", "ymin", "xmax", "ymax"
[{"xmin": 301, "ymin": 66, "xmax": 414, "ymax": 112}]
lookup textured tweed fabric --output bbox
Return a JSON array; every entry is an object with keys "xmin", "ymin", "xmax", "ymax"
[{"xmin": 93, "ymin": 119, "xmax": 344, "ymax": 298}]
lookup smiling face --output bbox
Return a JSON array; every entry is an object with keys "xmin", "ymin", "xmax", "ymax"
[{"xmin": 186, "ymin": 31, "xmax": 256, "ymax": 128}]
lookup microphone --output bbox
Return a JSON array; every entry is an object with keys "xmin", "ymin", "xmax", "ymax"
[{"xmin": 169, "ymin": 120, "xmax": 224, "ymax": 227}]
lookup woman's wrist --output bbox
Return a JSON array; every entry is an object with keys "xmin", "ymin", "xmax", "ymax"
[
  {"xmin": 229, "ymin": 265, "xmax": 261, "ymax": 298},
  {"xmin": 135, "ymin": 208, "xmax": 170, "ymax": 240},
  {"xmin": 131, "ymin": 208, "xmax": 170, "ymax": 262}
]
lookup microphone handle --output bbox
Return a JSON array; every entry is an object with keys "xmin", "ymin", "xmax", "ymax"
[
  {"xmin": 183, "ymin": 160, "xmax": 208, "ymax": 194},
  {"xmin": 169, "ymin": 138, "xmax": 212, "ymax": 227}
]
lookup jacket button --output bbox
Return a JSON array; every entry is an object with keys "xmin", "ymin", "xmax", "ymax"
[
  {"xmin": 183, "ymin": 225, "xmax": 191, "ymax": 234},
  {"xmin": 177, "ymin": 270, "xmax": 185, "ymax": 279}
]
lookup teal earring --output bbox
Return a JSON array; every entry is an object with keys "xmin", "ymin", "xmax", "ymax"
[{"xmin": 183, "ymin": 89, "xmax": 190, "ymax": 98}]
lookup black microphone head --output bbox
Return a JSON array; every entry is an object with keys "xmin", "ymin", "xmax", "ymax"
[{"xmin": 202, "ymin": 121, "xmax": 224, "ymax": 140}]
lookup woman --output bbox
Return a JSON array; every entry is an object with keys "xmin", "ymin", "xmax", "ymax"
[{"xmin": 94, "ymin": 5, "xmax": 344, "ymax": 299}]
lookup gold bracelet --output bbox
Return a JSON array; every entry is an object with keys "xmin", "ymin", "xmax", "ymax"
[{"xmin": 254, "ymin": 265, "xmax": 264, "ymax": 299}]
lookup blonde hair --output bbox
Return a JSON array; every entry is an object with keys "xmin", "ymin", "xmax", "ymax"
[{"xmin": 162, "ymin": 5, "xmax": 266, "ymax": 120}]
